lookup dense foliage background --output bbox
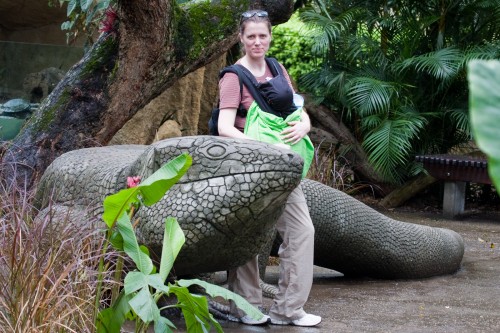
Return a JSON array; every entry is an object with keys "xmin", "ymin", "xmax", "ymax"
[
  {"xmin": 271, "ymin": 0, "xmax": 500, "ymax": 184},
  {"xmin": 268, "ymin": 13, "xmax": 321, "ymax": 88}
]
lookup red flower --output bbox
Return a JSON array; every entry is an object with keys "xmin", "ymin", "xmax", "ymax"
[
  {"xmin": 127, "ymin": 176, "xmax": 141, "ymax": 188},
  {"xmin": 99, "ymin": 7, "xmax": 118, "ymax": 34}
]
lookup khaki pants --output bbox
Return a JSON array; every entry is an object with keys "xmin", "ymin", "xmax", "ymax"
[{"xmin": 228, "ymin": 185, "xmax": 315, "ymax": 320}]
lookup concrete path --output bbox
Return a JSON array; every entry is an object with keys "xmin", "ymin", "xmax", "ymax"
[
  {"xmin": 180, "ymin": 210, "xmax": 499, "ymax": 332},
  {"xmin": 135, "ymin": 209, "xmax": 499, "ymax": 332}
]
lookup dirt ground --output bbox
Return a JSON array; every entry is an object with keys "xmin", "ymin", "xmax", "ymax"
[{"xmin": 165, "ymin": 205, "xmax": 500, "ymax": 333}]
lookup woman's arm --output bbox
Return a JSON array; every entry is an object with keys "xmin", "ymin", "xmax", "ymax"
[
  {"xmin": 218, "ymin": 108, "xmax": 252, "ymax": 139},
  {"xmin": 278, "ymin": 64, "xmax": 311, "ymax": 145},
  {"xmin": 300, "ymin": 109, "xmax": 312, "ymax": 128},
  {"xmin": 218, "ymin": 71, "xmax": 252, "ymax": 140}
]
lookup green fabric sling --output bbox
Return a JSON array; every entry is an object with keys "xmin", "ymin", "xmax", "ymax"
[{"xmin": 244, "ymin": 101, "xmax": 314, "ymax": 179}]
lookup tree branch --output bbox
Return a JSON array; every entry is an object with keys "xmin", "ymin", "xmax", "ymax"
[{"xmin": 2, "ymin": 0, "xmax": 295, "ymax": 187}]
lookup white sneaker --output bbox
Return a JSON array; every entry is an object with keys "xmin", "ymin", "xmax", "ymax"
[
  {"xmin": 241, "ymin": 314, "xmax": 271, "ymax": 325},
  {"xmin": 270, "ymin": 313, "xmax": 322, "ymax": 327},
  {"xmin": 228, "ymin": 314, "xmax": 271, "ymax": 325}
]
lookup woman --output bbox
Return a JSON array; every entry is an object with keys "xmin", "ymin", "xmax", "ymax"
[{"xmin": 218, "ymin": 9, "xmax": 322, "ymax": 327}]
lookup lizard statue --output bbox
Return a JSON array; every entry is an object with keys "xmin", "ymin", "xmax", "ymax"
[{"xmin": 34, "ymin": 136, "xmax": 464, "ymax": 281}]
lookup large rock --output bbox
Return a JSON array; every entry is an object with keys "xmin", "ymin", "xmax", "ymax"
[
  {"xmin": 155, "ymin": 120, "xmax": 182, "ymax": 141},
  {"xmin": 110, "ymin": 55, "xmax": 226, "ymax": 144}
]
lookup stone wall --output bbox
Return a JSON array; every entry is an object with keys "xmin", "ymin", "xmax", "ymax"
[
  {"xmin": 0, "ymin": 0, "xmax": 68, "ymax": 44},
  {"xmin": 0, "ymin": 42, "xmax": 83, "ymax": 99},
  {"xmin": 0, "ymin": 1, "xmax": 84, "ymax": 100},
  {"xmin": 1, "ymin": 1, "xmax": 226, "ymax": 141}
]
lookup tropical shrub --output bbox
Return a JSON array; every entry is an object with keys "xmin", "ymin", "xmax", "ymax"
[
  {"xmin": 96, "ymin": 153, "xmax": 264, "ymax": 332},
  {"xmin": 298, "ymin": 0, "xmax": 500, "ymax": 183},
  {"xmin": 268, "ymin": 14, "xmax": 322, "ymax": 87},
  {"xmin": 49, "ymin": 0, "xmax": 119, "ymax": 46}
]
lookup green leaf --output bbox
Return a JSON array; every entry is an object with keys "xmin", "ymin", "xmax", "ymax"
[
  {"xmin": 401, "ymin": 47, "xmax": 462, "ymax": 80},
  {"xmin": 169, "ymin": 285, "xmax": 221, "ymax": 333},
  {"xmin": 159, "ymin": 217, "xmax": 185, "ymax": 281},
  {"xmin": 85, "ymin": 4, "xmax": 98, "ymax": 25},
  {"xmin": 177, "ymin": 279, "xmax": 264, "ymax": 321},
  {"xmin": 139, "ymin": 245, "xmax": 150, "ymax": 257},
  {"xmin": 124, "ymin": 272, "xmax": 170, "ymax": 297},
  {"xmin": 66, "ymin": 0, "xmax": 78, "ymax": 16},
  {"xmin": 96, "ymin": 291, "xmax": 132, "ymax": 333},
  {"xmin": 362, "ymin": 118, "xmax": 416, "ymax": 183},
  {"xmin": 102, "ymin": 154, "xmax": 192, "ymax": 228},
  {"xmin": 128, "ymin": 288, "xmax": 160, "ymax": 324},
  {"xmin": 146, "ymin": 273, "xmax": 170, "ymax": 294},
  {"xmin": 468, "ymin": 60, "xmax": 500, "ymax": 188},
  {"xmin": 61, "ymin": 21, "xmax": 73, "ymax": 31},
  {"xmin": 109, "ymin": 229, "xmax": 124, "ymax": 251},
  {"xmin": 96, "ymin": 0, "xmax": 111, "ymax": 11},
  {"xmin": 102, "ymin": 187, "xmax": 139, "ymax": 228},
  {"xmin": 116, "ymin": 212, "xmax": 154, "ymax": 274},
  {"xmin": 346, "ymin": 77, "xmax": 394, "ymax": 116},
  {"xmin": 124, "ymin": 271, "xmax": 149, "ymax": 295},
  {"xmin": 154, "ymin": 316, "xmax": 176, "ymax": 333},
  {"xmin": 138, "ymin": 153, "xmax": 192, "ymax": 206},
  {"xmin": 80, "ymin": 0, "xmax": 93, "ymax": 11}
]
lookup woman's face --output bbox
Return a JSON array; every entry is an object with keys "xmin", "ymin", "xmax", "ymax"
[{"xmin": 240, "ymin": 21, "xmax": 271, "ymax": 59}]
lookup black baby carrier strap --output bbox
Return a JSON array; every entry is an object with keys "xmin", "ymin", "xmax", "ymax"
[
  {"xmin": 208, "ymin": 57, "xmax": 295, "ymax": 135},
  {"xmin": 207, "ymin": 66, "xmax": 244, "ymax": 136},
  {"xmin": 238, "ymin": 58, "xmax": 295, "ymax": 119}
]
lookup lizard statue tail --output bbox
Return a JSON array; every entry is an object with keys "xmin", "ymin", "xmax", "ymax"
[{"xmin": 302, "ymin": 178, "xmax": 464, "ymax": 279}]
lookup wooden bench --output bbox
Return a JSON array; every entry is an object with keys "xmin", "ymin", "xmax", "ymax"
[{"xmin": 415, "ymin": 154, "xmax": 491, "ymax": 218}]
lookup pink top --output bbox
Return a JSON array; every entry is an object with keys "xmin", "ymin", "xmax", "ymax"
[{"xmin": 219, "ymin": 61, "xmax": 294, "ymax": 131}]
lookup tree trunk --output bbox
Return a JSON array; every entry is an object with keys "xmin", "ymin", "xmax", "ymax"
[
  {"xmin": 305, "ymin": 100, "xmax": 393, "ymax": 194},
  {"xmin": 1, "ymin": 0, "xmax": 294, "ymax": 187},
  {"xmin": 380, "ymin": 173, "xmax": 437, "ymax": 208}
]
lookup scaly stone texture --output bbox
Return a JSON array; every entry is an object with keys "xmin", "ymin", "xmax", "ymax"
[{"xmin": 35, "ymin": 136, "xmax": 464, "ymax": 279}]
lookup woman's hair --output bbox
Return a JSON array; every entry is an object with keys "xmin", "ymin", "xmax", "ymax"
[{"xmin": 239, "ymin": 10, "xmax": 272, "ymax": 34}]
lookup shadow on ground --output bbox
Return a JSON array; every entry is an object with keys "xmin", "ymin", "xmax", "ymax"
[{"xmin": 163, "ymin": 209, "xmax": 500, "ymax": 333}]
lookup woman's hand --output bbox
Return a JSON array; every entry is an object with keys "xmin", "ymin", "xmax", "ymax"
[{"xmin": 281, "ymin": 118, "xmax": 311, "ymax": 145}]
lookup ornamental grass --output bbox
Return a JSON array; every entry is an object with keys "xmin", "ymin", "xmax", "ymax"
[{"xmin": 0, "ymin": 162, "xmax": 121, "ymax": 333}]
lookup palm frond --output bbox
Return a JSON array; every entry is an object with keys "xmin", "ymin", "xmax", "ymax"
[
  {"xmin": 461, "ymin": 42, "xmax": 500, "ymax": 67},
  {"xmin": 363, "ymin": 120, "xmax": 412, "ymax": 183},
  {"xmin": 344, "ymin": 34, "xmax": 390, "ymax": 66},
  {"xmin": 397, "ymin": 47, "xmax": 464, "ymax": 80},
  {"xmin": 389, "ymin": 10, "xmax": 439, "ymax": 57},
  {"xmin": 300, "ymin": 7, "xmax": 366, "ymax": 56},
  {"xmin": 363, "ymin": 105, "xmax": 427, "ymax": 183},
  {"xmin": 300, "ymin": 64, "xmax": 351, "ymax": 102},
  {"xmin": 345, "ymin": 76, "xmax": 395, "ymax": 117},
  {"xmin": 362, "ymin": 112, "xmax": 427, "ymax": 184},
  {"xmin": 445, "ymin": 108, "xmax": 471, "ymax": 138},
  {"xmin": 461, "ymin": 0, "xmax": 500, "ymax": 36}
]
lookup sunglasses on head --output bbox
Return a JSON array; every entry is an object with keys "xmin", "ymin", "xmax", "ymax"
[{"xmin": 241, "ymin": 10, "xmax": 268, "ymax": 19}]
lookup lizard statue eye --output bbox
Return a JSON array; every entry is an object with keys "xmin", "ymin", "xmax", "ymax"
[{"xmin": 196, "ymin": 139, "xmax": 237, "ymax": 160}]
